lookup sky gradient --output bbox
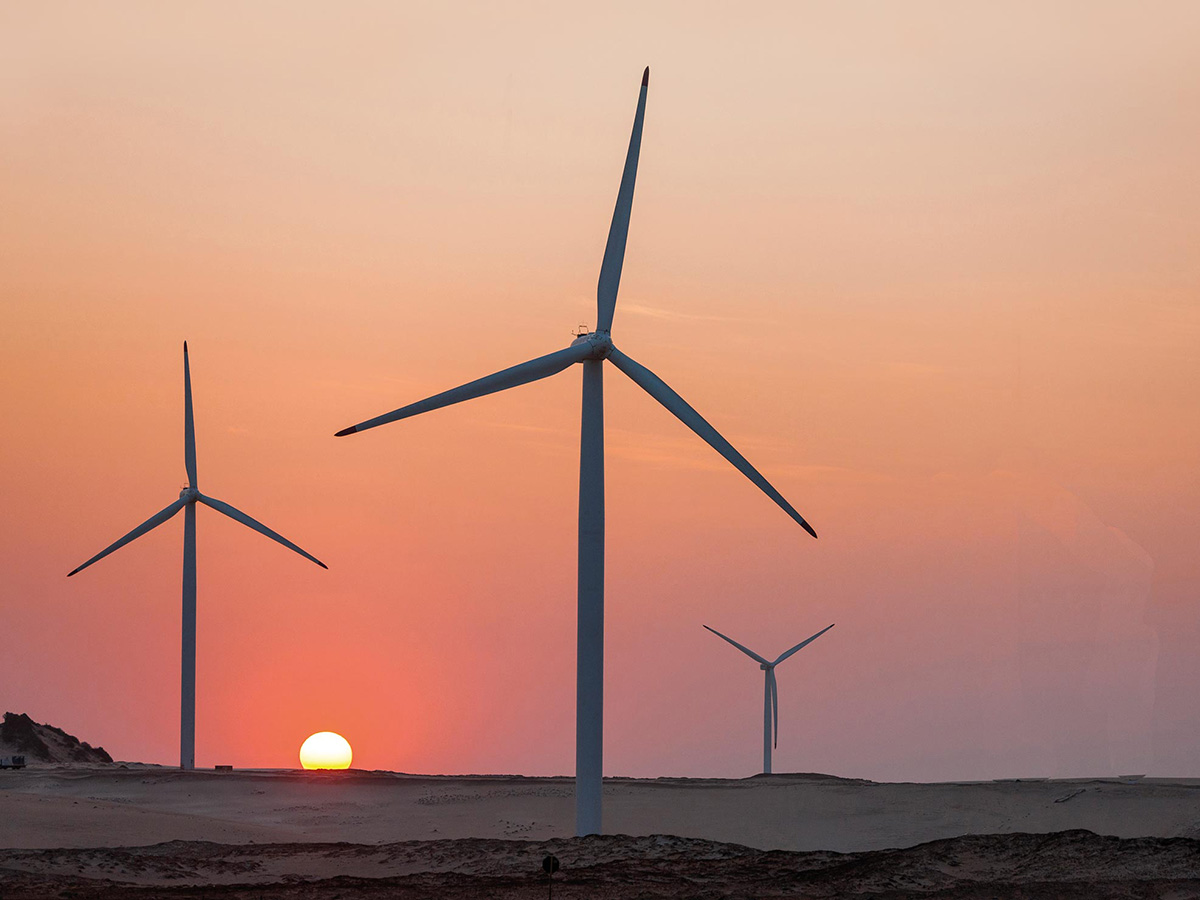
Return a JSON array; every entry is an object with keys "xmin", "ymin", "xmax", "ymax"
[{"xmin": 2, "ymin": 1, "xmax": 1198, "ymax": 779}]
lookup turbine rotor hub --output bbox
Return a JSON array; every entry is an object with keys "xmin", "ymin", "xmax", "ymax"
[
  {"xmin": 570, "ymin": 331, "xmax": 613, "ymax": 360},
  {"xmin": 180, "ymin": 487, "xmax": 199, "ymax": 503}
]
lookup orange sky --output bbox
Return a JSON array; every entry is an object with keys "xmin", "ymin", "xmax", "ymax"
[{"xmin": 2, "ymin": 1, "xmax": 1198, "ymax": 779}]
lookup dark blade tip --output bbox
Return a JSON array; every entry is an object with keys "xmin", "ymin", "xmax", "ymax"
[
  {"xmin": 316, "ymin": 560, "xmax": 329, "ymax": 569},
  {"xmin": 67, "ymin": 569, "xmax": 79, "ymax": 577},
  {"xmin": 802, "ymin": 522, "xmax": 818, "ymax": 539},
  {"xmin": 334, "ymin": 426, "xmax": 358, "ymax": 437},
  {"xmin": 184, "ymin": 341, "xmax": 189, "ymax": 352},
  {"xmin": 642, "ymin": 66, "xmax": 649, "ymax": 86}
]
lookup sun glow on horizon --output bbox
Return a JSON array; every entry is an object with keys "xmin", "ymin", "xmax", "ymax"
[{"xmin": 299, "ymin": 731, "xmax": 353, "ymax": 770}]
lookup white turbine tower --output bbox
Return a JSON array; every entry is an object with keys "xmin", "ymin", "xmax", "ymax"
[
  {"xmin": 335, "ymin": 68, "xmax": 817, "ymax": 835},
  {"xmin": 704, "ymin": 623, "xmax": 834, "ymax": 774},
  {"xmin": 68, "ymin": 343, "xmax": 327, "ymax": 770}
]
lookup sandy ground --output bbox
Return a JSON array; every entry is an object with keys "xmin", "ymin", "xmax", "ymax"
[
  {"xmin": 2, "ymin": 831, "xmax": 1199, "ymax": 898},
  {"xmin": 4, "ymin": 769, "xmax": 1200, "ymax": 897},
  {"xmin": 3, "ymin": 767, "xmax": 1200, "ymax": 853}
]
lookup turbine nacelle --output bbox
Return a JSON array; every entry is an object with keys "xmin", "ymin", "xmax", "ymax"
[
  {"xmin": 179, "ymin": 487, "xmax": 200, "ymax": 503},
  {"xmin": 570, "ymin": 331, "xmax": 613, "ymax": 360}
]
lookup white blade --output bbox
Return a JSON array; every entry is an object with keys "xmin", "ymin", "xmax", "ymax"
[
  {"xmin": 608, "ymin": 347, "xmax": 817, "ymax": 538},
  {"xmin": 198, "ymin": 494, "xmax": 327, "ymax": 569},
  {"xmin": 335, "ymin": 343, "xmax": 593, "ymax": 436},
  {"xmin": 596, "ymin": 67, "xmax": 649, "ymax": 334},
  {"xmin": 68, "ymin": 499, "xmax": 187, "ymax": 577},
  {"xmin": 773, "ymin": 623, "xmax": 835, "ymax": 666},
  {"xmin": 184, "ymin": 342, "xmax": 197, "ymax": 488},
  {"xmin": 703, "ymin": 624, "xmax": 770, "ymax": 665},
  {"xmin": 768, "ymin": 667, "xmax": 779, "ymax": 748}
]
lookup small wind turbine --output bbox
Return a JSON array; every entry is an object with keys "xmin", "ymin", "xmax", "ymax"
[
  {"xmin": 335, "ymin": 68, "xmax": 817, "ymax": 835},
  {"xmin": 68, "ymin": 343, "xmax": 327, "ymax": 769},
  {"xmin": 704, "ymin": 623, "xmax": 834, "ymax": 774}
]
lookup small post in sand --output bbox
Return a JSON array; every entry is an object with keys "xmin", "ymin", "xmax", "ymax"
[{"xmin": 542, "ymin": 854, "xmax": 560, "ymax": 899}]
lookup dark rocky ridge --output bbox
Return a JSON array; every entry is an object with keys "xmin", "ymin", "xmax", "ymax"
[
  {"xmin": 0, "ymin": 711, "xmax": 113, "ymax": 764},
  {"xmin": 1, "ymin": 830, "xmax": 1198, "ymax": 899}
]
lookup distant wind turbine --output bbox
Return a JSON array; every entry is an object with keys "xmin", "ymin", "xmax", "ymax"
[
  {"xmin": 704, "ymin": 623, "xmax": 834, "ymax": 774},
  {"xmin": 68, "ymin": 343, "xmax": 327, "ymax": 769},
  {"xmin": 335, "ymin": 68, "xmax": 817, "ymax": 835}
]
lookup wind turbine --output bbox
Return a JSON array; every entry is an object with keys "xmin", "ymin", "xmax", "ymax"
[
  {"xmin": 704, "ymin": 623, "xmax": 834, "ymax": 774},
  {"xmin": 68, "ymin": 343, "xmax": 327, "ymax": 770},
  {"xmin": 335, "ymin": 68, "xmax": 817, "ymax": 835}
]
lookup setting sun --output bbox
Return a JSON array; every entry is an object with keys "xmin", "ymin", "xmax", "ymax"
[{"xmin": 299, "ymin": 732, "xmax": 353, "ymax": 770}]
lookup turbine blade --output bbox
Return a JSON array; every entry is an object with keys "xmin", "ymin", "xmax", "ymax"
[
  {"xmin": 197, "ymin": 494, "xmax": 327, "ymax": 569},
  {"xmin": 703, "ymin": 624, "xmax": 770, "ymax": 666},
  {"xmin": 184, "ymin": 342, "xmax": 197, "ymax": 488},
  {"xmin": 773, "ymin": 623, "xmax": 835, "ymax": 666},
  {"xmin": 608, "ymin": 347, "xmax": 817, "ymax": 538},
  {"xmin": 335, "ymin": 343, "xmax": 593, "ymax": 437},
  {"xmin": 769, "ymin": 669, "xmax": 779, "ymax": 748},
  {"xmin": 595, "ymin": 67, "xmax": 649, "ymax": 334},
  {"xmin": 68, "ymin": 499, "xmax": 187, "ymax": 576}
]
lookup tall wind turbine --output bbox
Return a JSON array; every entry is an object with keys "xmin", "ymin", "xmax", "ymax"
[
  {"xmin": 68, "ymin": 343, "xmax": 327, "ymax": 769},
  {"xmin": 335, "ymin": 68, "xmax": 817, "ymax": 835},
  {"xmin": 704, "ymin": 623, "xmax": 834, "ymax": 774}
]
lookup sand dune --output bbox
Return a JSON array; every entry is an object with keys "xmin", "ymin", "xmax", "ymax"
[
  {"xmin": 0, "ymin": 713, "xmax": 113, "ymax": 766},
  {"xmin": 2, "ymin": 767, "xmax": 1199, "ymax": 853},
  {"xmin": 2, "ymin": 831, "xmax": 1199, "ymax": 898},
  {"xmin": 5, "ymin": 768, "xmax": 1200, "ymax": 897}
]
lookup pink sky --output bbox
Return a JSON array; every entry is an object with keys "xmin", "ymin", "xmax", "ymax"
[{"xmin": 2, "ymin": 1, "xmax": 1198, "ymax": 779}]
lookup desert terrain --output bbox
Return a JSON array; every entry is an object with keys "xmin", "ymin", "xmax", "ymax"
[
  {"xmin": 3, "ymin": 765, "xmax": 1200, "ymax": 898},
  {"xmin": 2, "ymin": 829, "xmax": 1199, "ymax": 899},
  {"xmin": 5, "ymin": 713, "xmax": 1200, "ymax": 897},
  {"xmin": 4, "ymin": 766, "xmax": 1200, "ymax": 852}
]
